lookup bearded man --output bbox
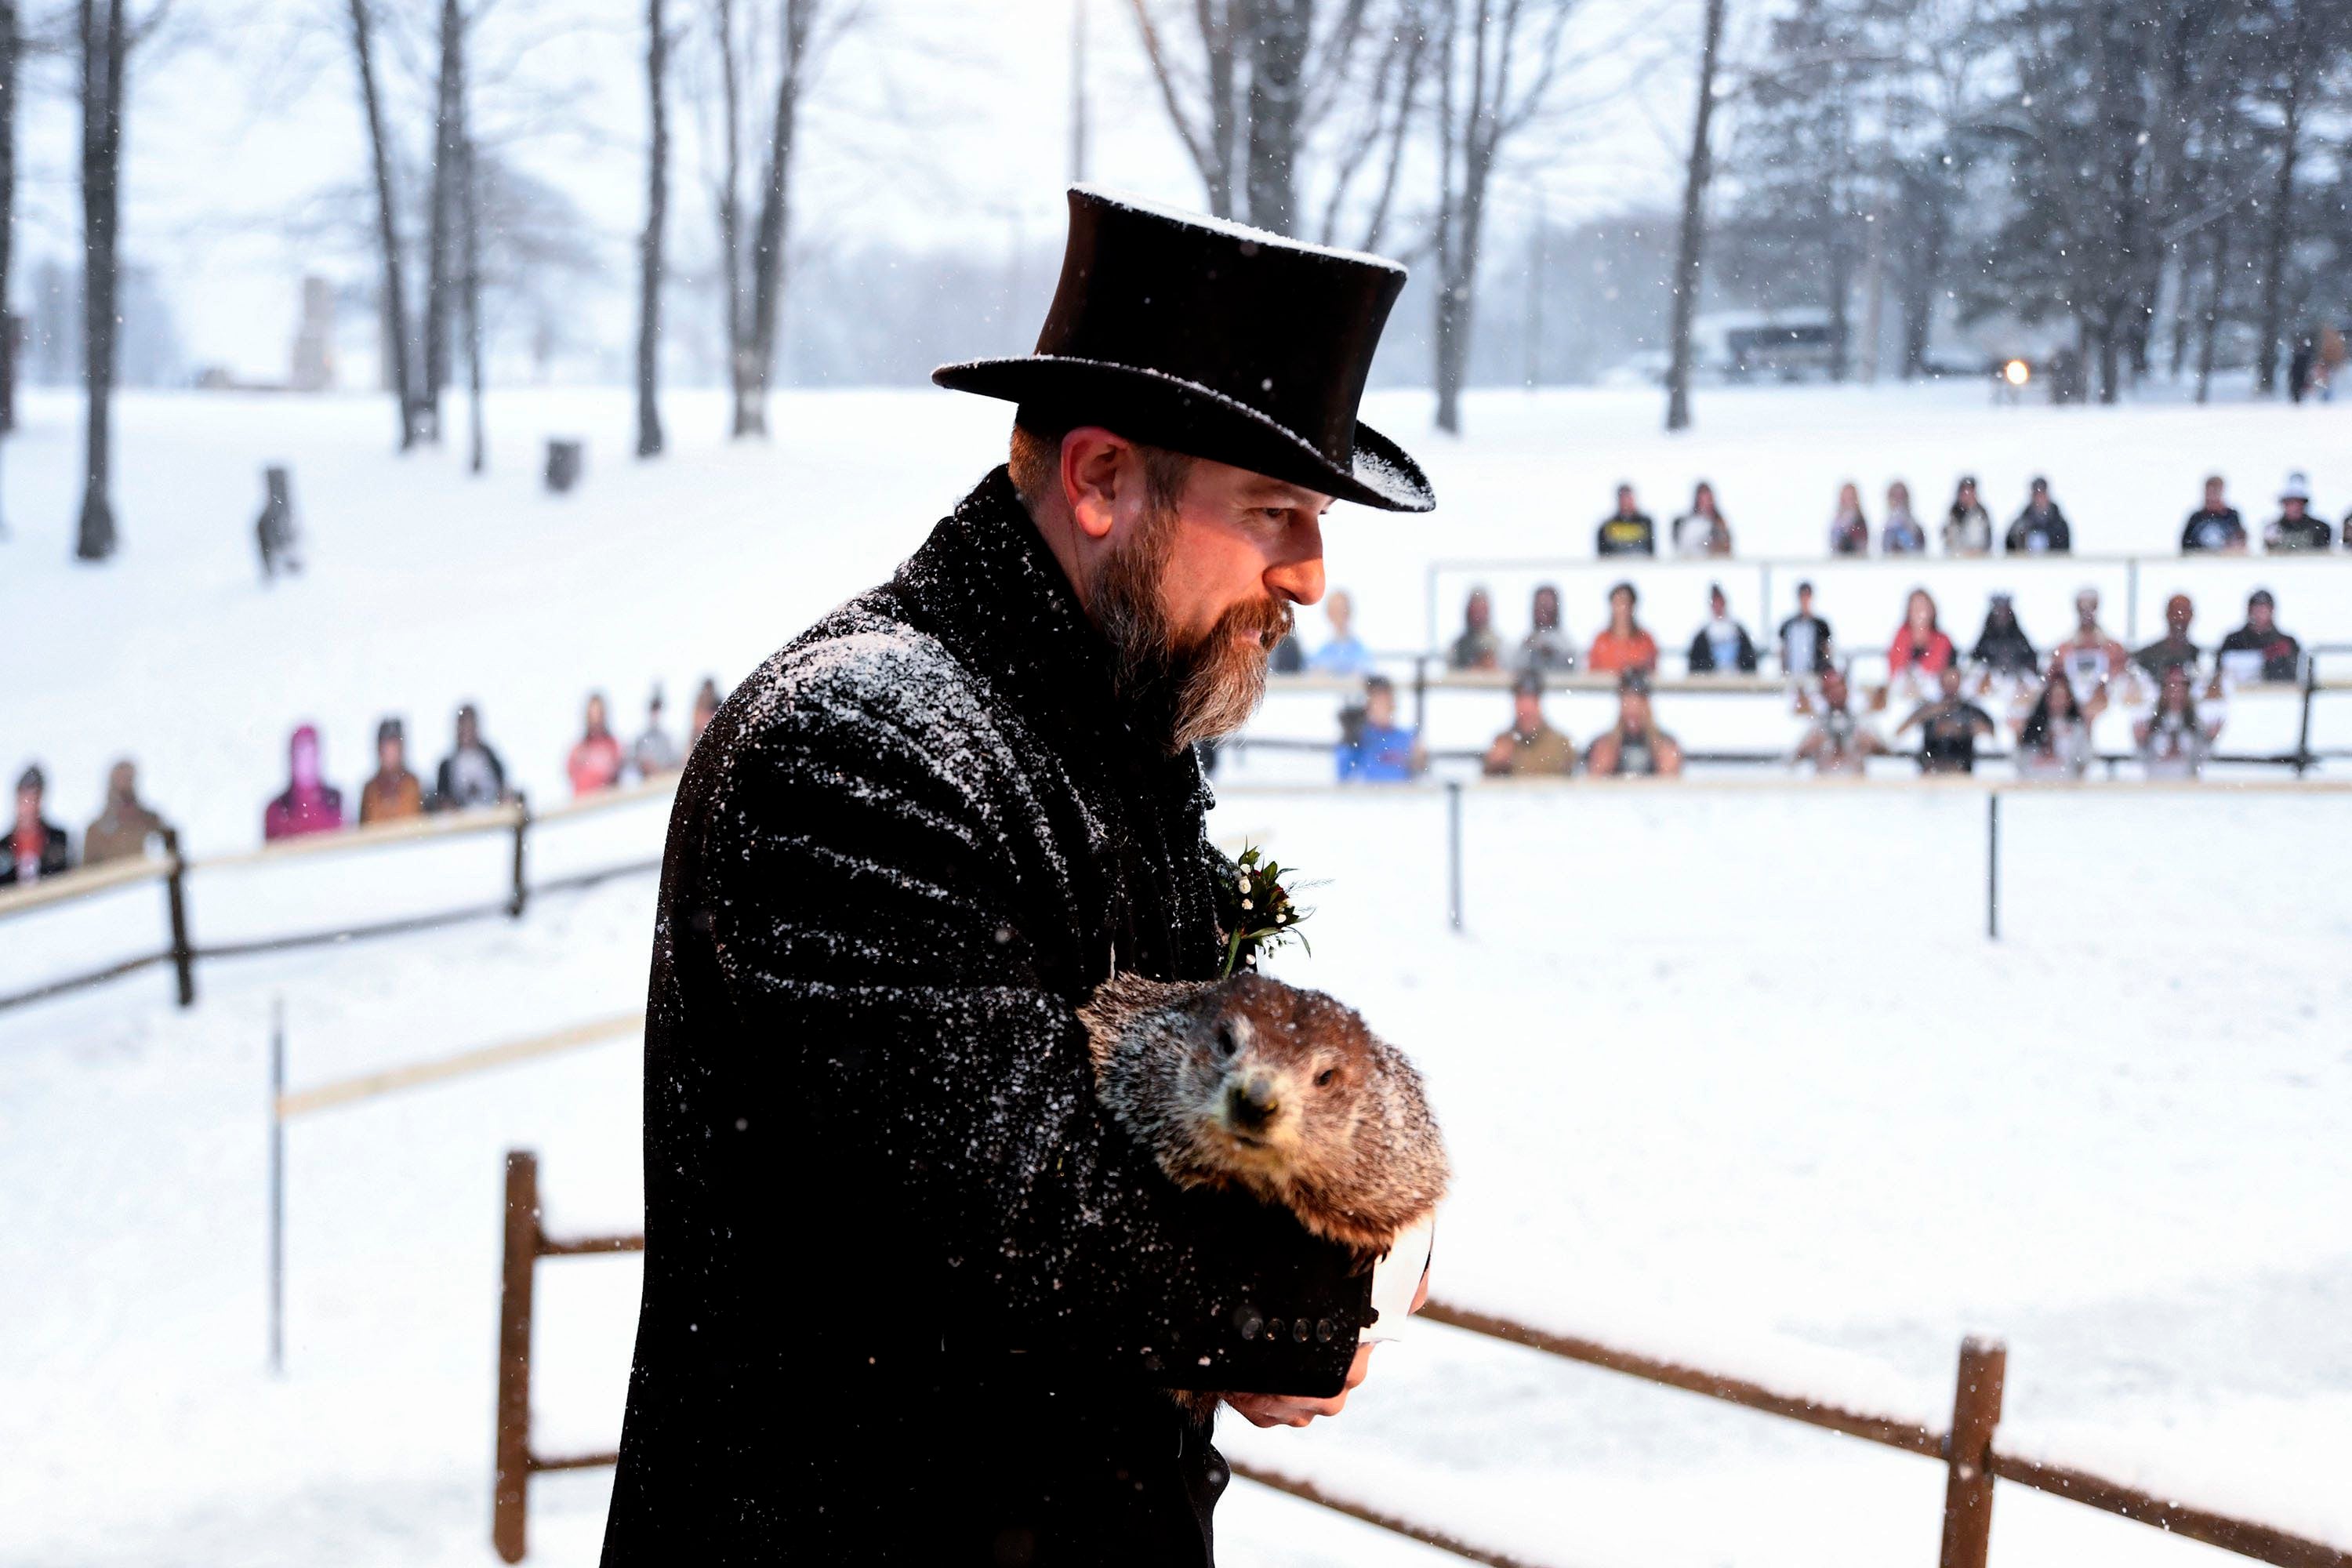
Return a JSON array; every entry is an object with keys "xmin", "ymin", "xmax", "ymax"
[{"xmin": 599, "ymin": 188, "xmax": 1435, "ymax": 1566}]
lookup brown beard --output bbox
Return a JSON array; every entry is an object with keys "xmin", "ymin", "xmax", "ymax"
[{"xmin": 1094, "ymin": 502, "xmax": 1294, "ymax": 754}]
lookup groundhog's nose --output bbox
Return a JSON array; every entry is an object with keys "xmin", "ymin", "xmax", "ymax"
[{"xmin": 1225, "ymin": 1076, "xmax": 1280, "ymax": 1131}]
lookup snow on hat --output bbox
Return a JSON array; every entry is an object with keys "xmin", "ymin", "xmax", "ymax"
[
  {"xmin": 935, "ymin": 186, "xmax": 1435, "ymax": 513},
  {"xmin": 2281, "ymin": 470, "xmax": 2310, "ymax": 502}
]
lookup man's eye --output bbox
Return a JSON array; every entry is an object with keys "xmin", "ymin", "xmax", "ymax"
[{"xmin": 1262, "ymin": 507, "xmax": 1287, "ymax": 522}]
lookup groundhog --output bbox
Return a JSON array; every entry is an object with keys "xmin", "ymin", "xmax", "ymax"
[{"xmin": 1079, "ymin": 971, "xmax": 1449, "ymax": 1419}]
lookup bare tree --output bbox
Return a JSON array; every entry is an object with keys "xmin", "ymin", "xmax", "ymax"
[
  {"xmin": 637, "ymin": 0, "xmax": 670, "ymax": 457},
  {"xmin": 0, "ymin": 0, "xmax": 17, "ymax": 444},
  {"xmin": 461, "ymin": 128, "xmax": 485, "ymax": 472},
  {"xmin": 1664, "ymin": 0, "xmax": 1726, "ymax": 431},
  {"xmin": 73, "ymin": 0, "xmax": 131, "ymax": 561},
  {"xmin": 419, "ymin": 0, "xmax": 464, "ymax": 440},
  {"xmin": 1429, "ymin": 0, "xmax": 1584, "ymax": 434},
  {"xmin": 2251, "ymin": 0, "xmax": 2318, "ymax": 395},
  {"xmin": 346, "ymin": 0, "xmax": 420, "ymax": 448},
  {"xmin": 710, "ymin": 0, "xmax": 844, "ymax": 438},
  {"xmin": 1128, "ymin": 0, "xmax": 1385, "ymax": 234}
]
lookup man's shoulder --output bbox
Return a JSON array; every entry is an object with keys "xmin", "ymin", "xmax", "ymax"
[{"xmin": 721, "ymin": 593, "xmax": 988, "ymax": 755}]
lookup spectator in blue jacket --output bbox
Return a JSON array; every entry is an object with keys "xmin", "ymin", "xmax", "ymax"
[
  {"xmin": 1308, "ymin": 589, "xmax": 1376, "ymax": 676},
  {"xmin": 1337, "ymin": 675, "xmax": 1425, "ymax": 782}
]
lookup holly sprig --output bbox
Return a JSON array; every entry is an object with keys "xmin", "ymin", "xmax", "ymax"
[{"xmin": 1216, "ymin": 844, "xmax": 1312, "ymax": 978}]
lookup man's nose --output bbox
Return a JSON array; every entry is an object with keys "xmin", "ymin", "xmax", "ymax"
[{"xmin": 1265, "ymin": 516, "xmax": 1326, "ymax": 607}]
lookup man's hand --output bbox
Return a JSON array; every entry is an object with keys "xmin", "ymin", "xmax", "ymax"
[{"xmin": 1220, "ymin": 1259, "xmax": 1432, "ymax": 1429}]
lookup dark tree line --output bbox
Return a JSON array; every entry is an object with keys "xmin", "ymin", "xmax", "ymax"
[{"xmin": 1671, "ymin": 0, "xmax": 2352, "ymax": 426}]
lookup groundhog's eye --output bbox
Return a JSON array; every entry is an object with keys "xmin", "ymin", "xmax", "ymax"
[
  {"xmin": 1315, "ymin": 1068, "xmax": 1338, "ymax": 1088},
  {"xmin": 1214, "ymin": 1022, "xmax": 1240, "ymax": 1060}
]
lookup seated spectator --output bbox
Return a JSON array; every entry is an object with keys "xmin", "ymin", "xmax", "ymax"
[
  {"xmin": 689, "ymin": 678, "xmax": 724, "ymax": 750},
  {"xmin": 359, "ymin": 717, "xmax": 425, "ymax": 824},
  {"xmin": 1595, "ymin": 483, "xmax": 1656, "ymax": 556},
  {"xmin": 1968, "ymin": 593, "xmax": 2039, "ymax": 681},
  {"xmin": 1269, "ymin": 632, "xmax": 1305, "ymax": 673},
  {"xmin": 2216, "ymin": 589, "xmax": 2303, "ymax": 683},
  {"xmin": 568, "ymin": 693, "xmax": 626, "ymax": 797},
  {"xmin": 1482, "ymin": 672, "xmax": 1577, "ymax": 776},
  {"xmin": 1337, "ymin": 674, "xmax": 1425, "ymax": 782},
  {"xmin": 1896, "ymin": 666, "xmax": 1996, "ymax": 775},
  {"xmin": 1685, "ymin": 583, "xmax": 1759, "ymax": 673},
  {"xmin": 2005, "ymin": 476, "xmax": 2071, "ymax": 554},
  {"xmin": 2013, "ymin": 669, "xmax": 2104, "ymax": 779},
  {"xmin": 82, "ymin": 760, "xmax": 165, "ymax": 866},
  {"xmin": 1943, "ymin": 476, "xmax": 1992, "ymax": 555},
  {"xmin": 1792, "ymin": 668, "xmax": 1886, "ymax": 775},
  {"xmin": 1882, "ymin": 481, "xmax": 1926, "ymax": 554},
  {"xmin": 1585, "ymin": 672, "xmax": 1683, "ymax": 778},
  {"xmin": 2049, "ymin": 588, "xmax": 2129, "ymax": 702},
  {"xmin": 2137, "ymin": 665, "xmax": 2222, "ymax": 779},
  {"xmin": 1671, "ymin": 481, "xmax": 1733, "ymax": 557},
  {"xmin": 1519, "ymin": 583, "xmax": 1577, "ymax": 673},
  {"xmin": 3, "ymin": 764, "xmax": 72, "ymax": 885},
  {"xmin": 1308, "ymin": 588, "xmax": 1376, "ymax": 676},
  {"xmin": 1586, "ymin": 582, "xmax": 1660, "ymax": 675},
  {"xmin": 2180, "ymin": 474, "xmax": 2247, "ymax": 554},
  {"xmin": 1828, "ymin": 481, "xmax": 1870, "ymax": 555},
  {"xmin": 1777, "ymin": 580, "xmax": 1834, "ymax": 677},
  {"xmin": 2265, "ymin": 472, "xmax": 2333, "ymax": 552},
  {"xmin": 264, "ymin": 724, "xmax": 346, "ymax": 841},
  {"xmin": 633, "ymin": 688, "xmax": 682, "ymax": 779},
  {"xmin": 434, "ymin": 703, "xmax": 511, "ymax": 811},
  {"xmin": 2132, "ymin": 593, "xmax": 2201, "ymax": 681},
  {"xmin": 1887, "ymin": 588, "xmax": 1956, "ymax": 685},
  {"xmin": 1448, "ymin": 586, "xmax": 1504, "ymax": 671}
]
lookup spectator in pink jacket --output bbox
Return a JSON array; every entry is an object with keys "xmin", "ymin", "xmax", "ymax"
[
  {"xmin": 567, "ymin": 692, "xmax": 626, "ymax": 797},
  {"xmin": 264, "ymin": 724, "xmax": 346, "ymax": 841}
]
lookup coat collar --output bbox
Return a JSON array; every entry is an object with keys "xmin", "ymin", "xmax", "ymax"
[{"xmin": 892, "ymin": 466, "xmax": 1213, "ymax": 816}]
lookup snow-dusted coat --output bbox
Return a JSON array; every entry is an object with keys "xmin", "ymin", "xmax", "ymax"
[{"xmin": 601, "ymin": 469, "xmax": 1374, "ymax": 1566}]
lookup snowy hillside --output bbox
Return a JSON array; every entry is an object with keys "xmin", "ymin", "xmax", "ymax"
[{"xmin": 4, "ymin": 381, "xmax": 2350, "ymax": 1567}]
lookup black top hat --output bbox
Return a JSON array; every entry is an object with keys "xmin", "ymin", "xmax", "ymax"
[{"xmin": 934, "ymin": 187, "xmax": 1435, "ymax": 514}]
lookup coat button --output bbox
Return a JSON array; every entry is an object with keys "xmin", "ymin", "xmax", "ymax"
[
  {"xmin": 1316, "ymin": 1318, "xmax": 1334, "ymax": 1341},
  {"xmin": 1264, "ymin": 1319, "xmax": 1283, "ymax": 1341},
  {"xmin": 1292, "ymin": 1319, "xmax": 1311, "ymax": 1342}
]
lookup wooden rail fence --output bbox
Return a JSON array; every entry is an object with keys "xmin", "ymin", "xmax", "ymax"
[{"xmin": 488, "ymin": 1151, "xmax": 2350, "ymax": 1568}]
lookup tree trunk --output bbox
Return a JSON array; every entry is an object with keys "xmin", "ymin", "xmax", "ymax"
[
  {"xmin": 347, "ymin": 0, "xmax": 418, "ymax": 449},
  {"xmin": 1826, "ymin": 231, "xmax": 1853, "ymax": 383},
  {"xmin": 1245, "ymin": 0, "xmax": 1308, "ymax": 233},
  {"xmin": 73, "ymin": 0, "xmax": 124, "ymax": 562},
  {"xmin": 2194, "ymin": 216, "xmax": 2228, "ymax": 405},
  {"xmin": 0, "ymin": 0, "xmax": 18, "ymax": 443},
  {"xmin": 462, "ymin": 130, "xmax": 486, "ymax": 474},
  {"xmin": 711, "ymin": 0, "xmax": 746, "ymax": 437},
  {"xmin": 735, "ymin": 0, "xmax": 809, "ymax": 439},
  {"xmin": 2095, "ymin": 311, "xmax": 2122, "ymax": 404},
  {"xmin": 1664, "ymin": 0, "xmax": 1724, "ymax": 431},
  {"xmin": 1898, "ymin": 180, "xmax": 1947, "ymax": 382},
  {"xmin": 2166, "ymin": 234, "xmax": 2197, "ymax": 380},
  {"xmin": 635, "ymin": 0, "xmax": 668, "ymax": 458},
  {"xmin": 420, "ymin": 0, "xmax": 464, "ymax": 439},
  {"xmin": 2252, "ymin": 45, "xmax": 2304, "ymax": 397}
]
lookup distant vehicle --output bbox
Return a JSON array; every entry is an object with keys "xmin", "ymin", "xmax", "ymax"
[{"xmin": 1693, "ymin": 310, "xmax": 1839, "ymax": 382}]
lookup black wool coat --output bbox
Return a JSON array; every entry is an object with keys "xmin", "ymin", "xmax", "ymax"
[{"xmin": 600, "ymin": 468, "xmax": 1374, "ymax": 1566}]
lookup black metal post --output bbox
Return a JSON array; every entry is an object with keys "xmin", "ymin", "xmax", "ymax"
[
  {"xmin": 508, "ymin": 797, "xmax": 531, "ymax": 919},
  {"xmin": 1446, "ymin": 781, "xmax": 1464, "ymax": 933},
  {"xmin": 1412, "ymin": 655, "xmax": 1429, "ymax": 736},
  {"xmin": 2294, "ymin": 655, "xmax": 2317, "ymax": 777},
  {"xmin": 1985, "ymin": 792, "xmax": 2000, "ymax": 942},
  {"xmin": 269, "ymin": 996, "xmax": 285, "ymax": 1375},
  {"xmin": 162, "ymin": 826, "xmax": 195, "ymax": 1007}
]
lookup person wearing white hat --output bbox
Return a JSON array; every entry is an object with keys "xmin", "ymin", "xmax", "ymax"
[{"xmin": 2266, "ymin": 472, "xmax": 2333, "ymax": 552}]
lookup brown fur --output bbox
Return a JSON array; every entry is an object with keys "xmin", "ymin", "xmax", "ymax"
[{"xmin": 1078, "ymin": 972, "xmax": 1450, "ymax": 1424}]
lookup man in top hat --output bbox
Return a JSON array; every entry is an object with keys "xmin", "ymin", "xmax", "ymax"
[{"xmin": 601, "ymin": 188, "xmax": 1435, "ymax": 1566}]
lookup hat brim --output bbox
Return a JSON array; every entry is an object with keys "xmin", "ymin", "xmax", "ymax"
[{"xmin": 932, "ymin": 356, "xmax": 1435, "ymax": 514}]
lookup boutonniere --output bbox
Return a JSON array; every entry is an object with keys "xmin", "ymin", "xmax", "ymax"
[{"xmin": 1215, "ymin": 844, "xmax": 1311, "ymax": 978}]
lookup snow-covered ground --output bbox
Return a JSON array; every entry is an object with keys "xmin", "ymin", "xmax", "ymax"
[{"xmin": 4, "ymin": 381, "xmax": 2350, "ymax": 1567}]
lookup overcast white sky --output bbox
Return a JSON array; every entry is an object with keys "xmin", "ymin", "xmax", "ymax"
[{"xmin": 9, "ymin": 0, "xmax": 1697, "ymax": 378}]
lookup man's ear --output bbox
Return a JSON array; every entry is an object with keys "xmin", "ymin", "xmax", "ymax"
[{"xmin": 1060, "ymin": 427, "xmax": 1132, "ymax": 543}]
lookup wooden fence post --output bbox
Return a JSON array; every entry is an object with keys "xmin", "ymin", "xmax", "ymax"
[
  {"xmin": 493, "ymin": 1150, "xmax": 540, "ymax": 1563},
  {"xmin": 1939, "ymin": 1335, "xmax": 2007, "ymax": 1568},
  {"xmin": 1985, "ymin": 793, "xmax": 2000, "ymax": 942},
  {"xmin": 162, "ymin": 827, "xmax": 196, "ymax": 1007}
]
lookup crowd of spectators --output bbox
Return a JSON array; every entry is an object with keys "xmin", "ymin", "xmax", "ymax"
[
  {"xmin": 5, "ymin": 677, "xmax": 728, "ymax": 884},
  {"xmin": 1305, "ymin": 569, "xmax": 2322, "ymax": 787},
  {"xmin": 1577, "ymin": 470, "xmax": 2352, "ymax": 559}
]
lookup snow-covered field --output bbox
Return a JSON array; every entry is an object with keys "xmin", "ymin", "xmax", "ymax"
[{"xmin": 4, "ymin": 381, "xmax": 2350, "ymax": 1567}]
